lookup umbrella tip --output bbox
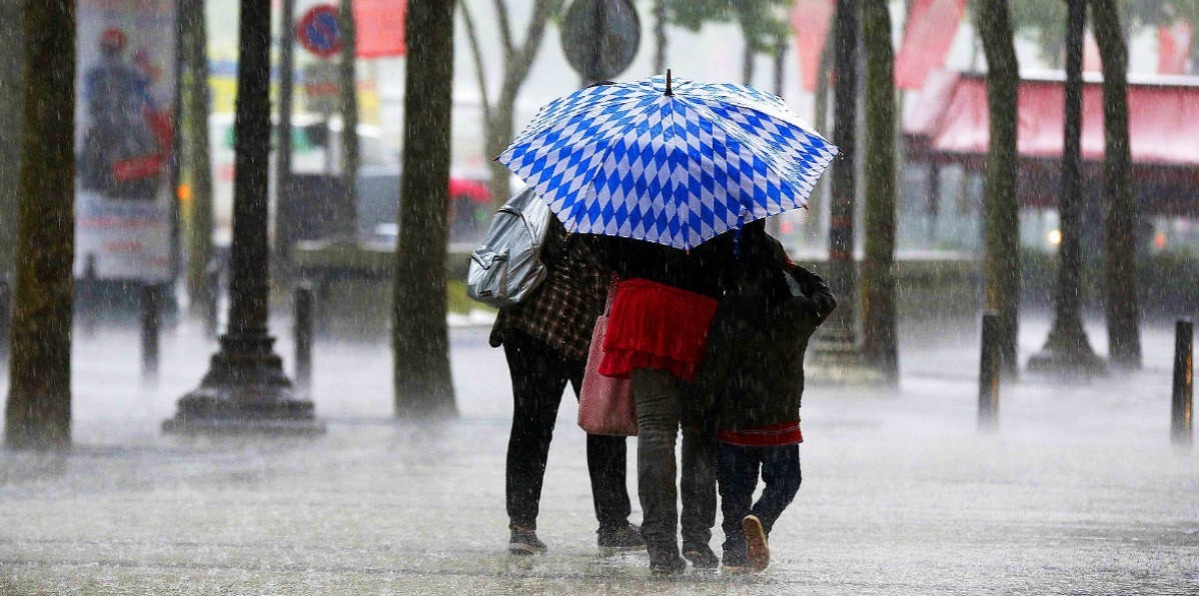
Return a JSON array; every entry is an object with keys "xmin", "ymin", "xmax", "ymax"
[{"xmin": 665, "ymin": 69, "xmax": 673, "ymax": 97}]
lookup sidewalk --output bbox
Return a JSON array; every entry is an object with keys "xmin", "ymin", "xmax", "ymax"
[{"xmin": 1, "ymin": 314, "xmax": 1196, "ymax": 594}]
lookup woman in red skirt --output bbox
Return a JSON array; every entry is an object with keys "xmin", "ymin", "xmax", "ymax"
[{"xmin": 591, "ymin": 231, "xmax": 738, "ymax": 574}]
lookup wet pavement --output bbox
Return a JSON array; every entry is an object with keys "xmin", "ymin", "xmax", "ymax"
[{"xmin": 1, "ymin": 312, "xmax": 1197, "ymax": 594}]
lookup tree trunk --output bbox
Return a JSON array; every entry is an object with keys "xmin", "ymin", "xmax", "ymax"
[
  {"xmin": 393, "ymin": 0, "xmax": 456, "ymax": 417},
  {"xmin": 339, "ymin": 0, "xmax": 360, "ymax": 234},
  {"xmin": 653, "ymin": 0, "xmax": 667, "ymax": 74},
  {"xmin": 5, "ymin": 0, "xmax": 75, "ymax": 450},
  {"xmin": 0, "ymin": 2, "xmax": 23, "ymax": 277},
  {"xmin": 976, "ymin": 0, "xmax": 1020, "ymax": 378},
  {"xmin": 861, "ymin": 0, "xmax": 898, "ymax": 383},
  {"xmin": 184, "ymin": 0, "xmax": 215, "ymax": 315},
  {"xmin": 1031, "ymin": 0, "xmax": 1101, "ymax": 374},
  {"xmin": 273, "ymin": 0, "xmax": 296, "ymax": 279},
  {"xmin": 486, "ymin": 104, "xmax": 514, "ymax": 209},
  {"xmin": 1092, "ymin": 0, "xmax": 1140, "ymax": 369},
  {"xmin": 824, "ymin": 0, "xmax": 859, "ymax": 347}
]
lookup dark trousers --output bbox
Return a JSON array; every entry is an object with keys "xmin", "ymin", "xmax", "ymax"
[
  {"xmin": 630, "ymin": 368, "xmax": 717, "ymax": 565},
  {"xmin": 503, "ymin": 331, "xmax": 632, "ymax": 531},
  {"xmin": 716, "ymin": 442, "xmax": 801, "ymax": 561}
]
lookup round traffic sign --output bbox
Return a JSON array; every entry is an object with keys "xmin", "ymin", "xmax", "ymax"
[
  {"xmin": 297, "ymin": 4, "xmax": 342, "ymax": 58},
  {"xmin": 560, "ymin": 0, "xmax": 640, "ymax": 82}
]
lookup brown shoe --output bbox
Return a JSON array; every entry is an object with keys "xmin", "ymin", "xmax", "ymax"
[{"xmin": 742, "ymin": 515, "xmax": 770, "ymax": 572}]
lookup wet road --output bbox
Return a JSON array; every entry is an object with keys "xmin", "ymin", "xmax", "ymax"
[{"xmin": 1, "ymin": 313, "xmax": 1196, "ymax": 594}]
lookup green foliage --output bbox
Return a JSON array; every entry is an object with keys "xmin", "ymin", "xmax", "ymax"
[
  {"xmin": 1009, "ymin": 0, "xmax": 1065, "ymax": 66},
  {"xmin": 666, "ymin": 0, "xmax": 791, "ymax": 54},
  {"xmin": 1007, "ymin": 0, "xmax": 1199, "ymax": 67}
]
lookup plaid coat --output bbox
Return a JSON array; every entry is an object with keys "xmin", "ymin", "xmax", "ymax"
[{"xmin": 489, "ymin": 219, "xmax": 611, "ymax": 362}]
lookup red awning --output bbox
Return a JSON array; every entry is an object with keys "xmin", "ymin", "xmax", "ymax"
[
  {"xmin": 894, "ymin": 0, "xmax": 966, "ymax": 90},
  {"xmin": 906, "ymin": 72, "xmax": 1199, "ymax": 167}
]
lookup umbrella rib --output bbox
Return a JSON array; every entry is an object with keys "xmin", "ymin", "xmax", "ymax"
[
  {"xmin": 507, "ymin": 93, "xmax": 652, "ymax": 153},
  {"xmin": 663, "ymin": 98, "xmax": 695, "ymax": 250},
  {"xmin": 562, "ymin": 101, "xmax": 662, "ymax": 236},
  {"xmin": 685, "ymin": 97, "xmax": 836, "ymax": 202}
]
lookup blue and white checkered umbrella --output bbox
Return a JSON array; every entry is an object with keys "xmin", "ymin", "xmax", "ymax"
[{"xmin": 499, "ymin": 74, "xmax": 839, "ymax": 251}]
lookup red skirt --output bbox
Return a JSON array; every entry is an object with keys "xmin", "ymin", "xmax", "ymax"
[{"xmin": 598, "ymin": 278, "xmax": 718, "ymax": 383}]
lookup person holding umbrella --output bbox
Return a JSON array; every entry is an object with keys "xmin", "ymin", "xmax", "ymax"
[
  {"xmin": 490, "ymin": 214, "xmax": 645, "ymax": 556},
  {"xmin": 499, "ymin": 72, "xmax": 838, "ymax": 574}
]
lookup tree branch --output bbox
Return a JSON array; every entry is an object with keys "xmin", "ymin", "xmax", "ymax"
[
  {"xmin": 491, "ymin": 0, "xmax": 515, "ymax": 56},
  {"xmin": 460, "ymin": 1, "xmax": 493, "ymax": 123},
  {"xmin": 502, "ymin": 0, "xmax": 562, "ymax": 105}
]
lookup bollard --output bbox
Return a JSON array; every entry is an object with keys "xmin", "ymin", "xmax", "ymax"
[
  {"xmin": 294, "ymin": 283, "xmax": 314, "ymax": 394},
  {"xmin": 1172, "ymin": 319, "xmax": 1193, "ymax": 448},
  {"xmin": 141, "ymin": 283, "xmax": 161, "ymax": 381},
  {"xmin": 979, "ymin": 311, "xmax": 1000, "ymax": 431},
  {"xmin": 204, "ymin": 260, "xmax": 221, "ymax": 338},
  {"xmin": 82, "ymin": 253, "xmax": 98, "ymax": 336},
  {"xmin": 0, "ymin": 275, "xmax": 11, "ymax": 359}
]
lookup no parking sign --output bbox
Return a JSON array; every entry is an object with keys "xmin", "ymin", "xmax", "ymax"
[{"xmin": 297, "ymin": 4, "xmax": 342, "ymax": 58}]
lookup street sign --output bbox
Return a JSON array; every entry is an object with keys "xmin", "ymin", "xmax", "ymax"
[
  {"xmin": 297, "ymin": 4, "xmax": 342, "ymax": 58},
  {"xmin": 302, "ymin": 62, "xmax": 340, "ymax": 114},
  {"xmin": 560, "ymin": 0, "xmax": 640, "ymax": 82}
]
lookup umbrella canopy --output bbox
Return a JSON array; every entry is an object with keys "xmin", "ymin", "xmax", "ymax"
[{"xmin": 499, "ymin": 74, "xmax": 838, "ymax": 250}]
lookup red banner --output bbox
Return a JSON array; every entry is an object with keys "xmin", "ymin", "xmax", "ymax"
[
  {"xmin": 791, "ymin": 0, "xmax": 835, "ymax": 92},
  {"xmin": 894, "ymin": 0, "xmax": 966, "ymax": 90},
  {"xmin": 354, "ymin": 0, "xmax": 407, "ymax": 58},
  {"xmin": 1159, "ymin": 22, "xmax": 1193, "ymax": 75}
]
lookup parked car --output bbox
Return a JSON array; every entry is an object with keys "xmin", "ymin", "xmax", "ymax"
[{"xmin": 357, "ymin": 166, "xmax": 492, "ymax": 246}]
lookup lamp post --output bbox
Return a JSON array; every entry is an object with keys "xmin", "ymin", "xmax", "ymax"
[{"xmin": 164, "ymin": 0, "xmax": 323, "ymax": 435}]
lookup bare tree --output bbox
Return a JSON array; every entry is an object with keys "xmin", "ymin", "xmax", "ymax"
[
  {"xmin": 5, "ymin": 0, "xmax": 75, "ymax": 450},
  {"xmin": 393, "ymin": 0, "xmax": 457, "ymax": 417},
  {"xmin": 861, "ymin": 0, "xmax": 898, "ymax": 383},
  {"xmin": 1092, "ymin": 0, "xmax": 1140, "ymax": 369},
  {"xmin": 339, "ymin": 0, "xmax": 360, "ymax": 229},
  {"xmin": 461, "ymin": 0, "xmax": 564, "ymax": 208},
  {"xmin": 975, "ymin": 0, "xmax": 1021, "ymax": 377}
]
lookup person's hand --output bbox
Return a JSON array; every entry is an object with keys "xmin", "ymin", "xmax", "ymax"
[{"xmin": 810, "ymin": 292, "xmax": 836, "ymax": 321}]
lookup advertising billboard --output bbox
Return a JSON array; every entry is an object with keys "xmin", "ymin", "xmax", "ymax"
[{"xmin": 75, "ymin": 0, "xmax": 176, "ymax": 281}]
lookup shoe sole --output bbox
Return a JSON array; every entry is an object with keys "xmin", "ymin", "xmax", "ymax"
[
  {"xmin": 742, "ymin": 515, "xmax": 770, "ymax": 572},
  {"xmin": 599, "ymin": 544, "xmax": 646, "ymax": 557}
]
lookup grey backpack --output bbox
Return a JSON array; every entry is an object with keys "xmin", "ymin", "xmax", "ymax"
[{"xmin": 467, "ymin": 188, "xmax": 552, "ymax": 308}]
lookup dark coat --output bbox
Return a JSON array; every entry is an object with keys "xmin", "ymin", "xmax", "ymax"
[
  {"xmin": 587, "ymin": 232, "xmax": 740, "ymax": 299},
  {"xmin": 695, "ymin": 231, "xmax": 835, "ymax": 431}
]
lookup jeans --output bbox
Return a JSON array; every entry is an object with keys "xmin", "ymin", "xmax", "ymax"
[
  {"xmin": 716, "ymin": 442, "xmax": 802, "ymax": 563},
  {"xmin": 630, "ymin": 367, "xmax": 717, "ymax": 565},
  {"xmin": 503, "ymin": 331, "xmax": 632, "ymax": 531}
]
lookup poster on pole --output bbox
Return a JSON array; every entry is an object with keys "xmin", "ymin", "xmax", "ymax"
[{"xmin": 75, "ymin": 0, "xmax": 177, "ymax": 282}]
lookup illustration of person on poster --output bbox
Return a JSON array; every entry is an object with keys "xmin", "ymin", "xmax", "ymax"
[
  {"xmin": 74, "ymin": 0, "xmax": 176, "ymax": 282},
  {"xmin": 79, "ymin": 27, "xmax": 170, "ymax": 202}
]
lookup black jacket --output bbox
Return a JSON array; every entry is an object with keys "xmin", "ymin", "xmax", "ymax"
[
  {"xmin": 695, "ymin": 231, "xmax": 835, "ymax": 431},
  {"xmin": 586, "ymin": 231, "xmax": 740, "ymax": 299}
]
